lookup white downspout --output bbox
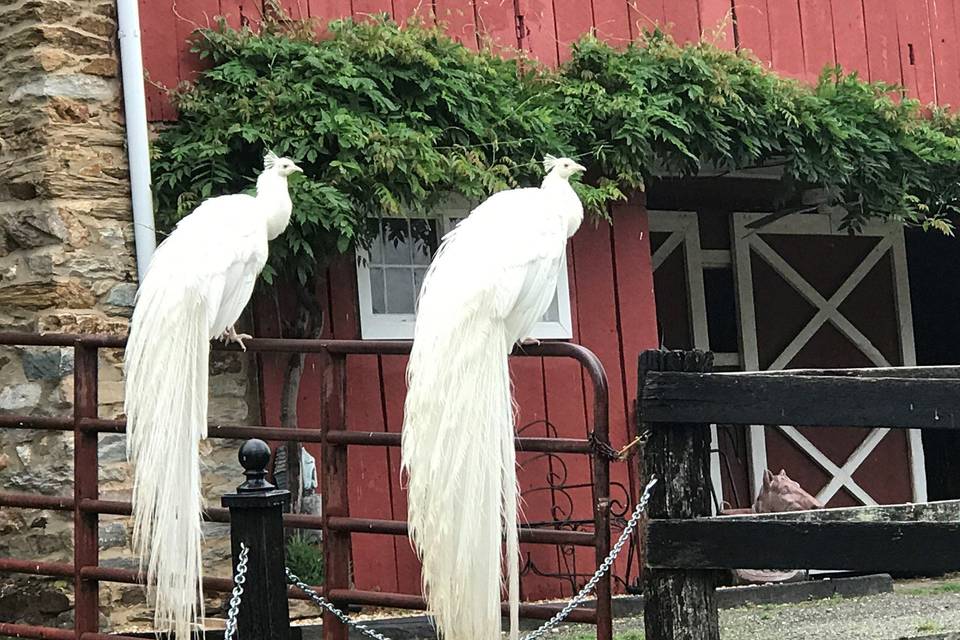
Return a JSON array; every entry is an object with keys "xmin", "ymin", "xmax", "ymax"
[{"xmin": 116, "ymin": 0, "xmax": 156, "ymax": 282}]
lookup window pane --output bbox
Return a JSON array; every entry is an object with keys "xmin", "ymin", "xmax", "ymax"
[
  {"xmin": 369, "ymin": 231, "xmax": 384, "ymax": 263},
  {"xmin": 411, "ymin": 219, "xmax": 438, "ymax": 265},
  {"xmin": 414, "ymin": 267, "xmax": 428, "ymax": 299},
  {"xmin": 370, "ymin": 267, "xmax": 386, "ymax": 314},
  {"xmin": 381, "ymin": 219, "xmax": 412, "ymax": 264},
  {"xmin": 385, "ymin": 267, "xmax": 416, "ymax": 314},
  {"xmin": 541, "ymin": 291, "xmax": 560, "ymax": 322}
]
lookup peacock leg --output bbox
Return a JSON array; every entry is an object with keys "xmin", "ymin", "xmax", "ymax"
[{"xmin": 222, "ymin": 325, "xmax": 253, "ymax": 351}]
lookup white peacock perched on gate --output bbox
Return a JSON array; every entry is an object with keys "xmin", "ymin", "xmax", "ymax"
[
  {"xmin": 124, "ymin": 151, "xmax": 301, "ymax": 639},
  {"xmin": 402, "ymin": 155, "xmax": 586, "ymax": 640}
]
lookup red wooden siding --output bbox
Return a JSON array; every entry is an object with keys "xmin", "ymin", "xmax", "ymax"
[
  {"xmin": 732, "ymin": 0, "xmax": 772, "ymax": 65},
  {"xmin": 141, "ymin": 0, "xmax": 960, "ymax": 121},
  {"xmin": 830, "ymin": 1, "xmax": 869, "ymax": 77},
  {"xmin": 698, "ymin": 0, "xmax": 734, "ymax": 49}
]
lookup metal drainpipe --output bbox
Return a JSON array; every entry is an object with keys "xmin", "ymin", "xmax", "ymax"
[{"xmin": 116, "ymin": 0, "xmax": 156, "ymax": 282}]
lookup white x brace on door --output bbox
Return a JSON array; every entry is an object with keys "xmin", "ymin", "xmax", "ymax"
[
  {"xmin": 732, "ymin": 211, "xmax": 926, "ymax": 505},
  {"xmin": 648, "ymin": 211, "xmax": 724, "ymax": 509}
]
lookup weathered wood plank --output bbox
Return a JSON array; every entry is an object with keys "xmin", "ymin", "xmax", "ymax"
[
  {"xmin": 626, "ymin": 0, "xmax": 663, "ymax": 40},
  {"xmin": 641, "ymin": 372, "xmax": 960, "ymax": 430},
  {"xmin": 610, "ymin": 202, "xmax": 659, "ymax": 588},
  {"xmin": 895, "ymin": 0, "xmax": 937, "ymax": 104},
  {"xmin": 861, "ymin": 0, "xmax": 903, "ymax": 85},
  {"xmin": 517, "ymin": 0, "xmax": 560, "ymax": 66},
  {"xmin": 798, "ymin": 0, "xmax": 835, "ymax": 82},
  {"xmin": 927, "ymin": 0, "xmax": 960, "ymax": 108},
  {"xmin": 573, "ymin": 217, "xmax": 633, "ymax": 593},
  {"xmin": 474, "ymin": 0, "xmax": 517, "ymax": 52},
  {"xmin": 698, "ymin": 0, "xmax": 734, "ymax": 49},
  {"xmin": 647, "ymin": 519, "xmax": 960, "ymax": 573},
  {"xmin": 436, "ymin": 0, "xmax": 479, "ymax": 49},
  {"xmin": 766, "ymin": 0, "xmax": 805, "ymax": 79},
  {"xmin": 831, "ymin": 0, "xmax": 869, "ymax": 76},
  {"xmin": 553, "ymin": 0, "xmax": 594, "ymax": 61},
  {"xmin": 592, "ymin": 0, "xmax": 631, "ymax": 46},
  {"xmin": 663, "ymin": 0, "xmax": 700, "ymax": 44},
  {"xmin": 733, "ymin": 0, "xmax": 772, "ymax": 65},
  {"xmin": 141, "ymin": 0, "xmax": 180, "ymax": 120},
  {"xmin": 720, "ymin": 499, "xmax": 960, "ymax": 523},
  {"xmin": 640, "ymin": 350, "xmax": 719, "ymax": 640},
  {"xmin": 731, "ymin": 365, "xmax": 960, "ymax": 379}
]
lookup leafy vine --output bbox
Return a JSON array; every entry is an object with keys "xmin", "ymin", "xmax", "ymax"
[{"xmin": 153, "ymin": 11, "xmax": 960, "ymax": 286}]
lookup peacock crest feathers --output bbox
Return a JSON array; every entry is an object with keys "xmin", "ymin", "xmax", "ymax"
[
  {"xmin": 263, "ymin": 150, "xmax": 280, "ymax": 170},
  {"xmin": 542, "ymin": 154, "xmax": 560, "ymax": 173}
]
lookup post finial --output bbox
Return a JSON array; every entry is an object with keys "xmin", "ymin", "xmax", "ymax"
[{"xmin": 238, "ymin": 438, "xmax": 276, "ymax": 493}]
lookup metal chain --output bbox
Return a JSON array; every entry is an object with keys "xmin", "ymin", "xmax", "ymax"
[
  {"xmin": 521, "ymin": 475, "xmax": 657, "ymax": 640},
  {"xmin": 286, "ymin": 569, "xmax": 394, "ymax": 640},
  {"xmin": 224, "ymin": 542, "xmax": 250, "ymax": 640},
  {"xmin": 286, "ymin": 476, "xmax": 658, "ymax": 640},
  {"xmin": 588, "ymin": 431, "xmax": 621, "ymax": 461}
]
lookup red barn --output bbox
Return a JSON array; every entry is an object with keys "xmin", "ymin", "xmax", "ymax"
[{"xmin": 137, "ymin": 0, "xmax": 960, "ymax": 599}]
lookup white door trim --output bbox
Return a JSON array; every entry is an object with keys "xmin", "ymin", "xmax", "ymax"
[
  {"xmin": 731, "ymin": 212, "xmax": 927, "ymax": 504},
  {"xmin": 648, "ymin": 211, "xmax": 723, "ymax": 510}
]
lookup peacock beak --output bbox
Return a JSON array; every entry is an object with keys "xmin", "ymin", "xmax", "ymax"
[
  {"xmin": 291, "ymin": 163, "xmax": 304, "ymax": 173},
  {"xmin": 573, "ymin": 162, "xmax": 586, "ymax": 173}
]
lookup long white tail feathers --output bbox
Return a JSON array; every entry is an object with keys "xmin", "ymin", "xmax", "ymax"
[
  {"xmin": 402, "ymin": 316, "xmax": 520, "ymax": 640},
  {"xmin": 124, "ymin": 284, "xmax": 209, "ymax": 640}
]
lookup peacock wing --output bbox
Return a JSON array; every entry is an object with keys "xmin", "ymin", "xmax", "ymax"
[
  {"xmin": 459, "ymin": 188, "xmax": 568, "ymax": 344},
  {"xmin": 145, "ymin": 194, "xmax": 268, "ymax": 339}
]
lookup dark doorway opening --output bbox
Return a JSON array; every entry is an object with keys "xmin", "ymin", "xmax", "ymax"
[{"xmin": 905, "ymin": 227, "xmax": 960, "ymax": 500}]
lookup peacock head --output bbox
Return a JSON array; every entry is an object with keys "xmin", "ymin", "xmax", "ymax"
[
  {"xmin": 543, "ymin": 155, "xmax": 586, "ymax": 180},
  {"xmin": 263, "ymin": 150, "xmax": 304, "ymax": 177}
]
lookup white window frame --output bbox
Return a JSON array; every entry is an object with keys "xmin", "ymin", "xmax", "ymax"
[{"xmin": 356, "ymin": 198, "xmax": 574, "ymax": 340}]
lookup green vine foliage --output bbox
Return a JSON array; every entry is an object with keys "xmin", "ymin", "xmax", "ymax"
[{"xmin": 153, "ymin": 12, "xmax": 960, "ymax": 286}]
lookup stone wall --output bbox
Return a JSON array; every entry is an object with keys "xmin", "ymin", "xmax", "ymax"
[{"xmin": 0, "ymin": 0, "xmax": 258, "ymax": 631}]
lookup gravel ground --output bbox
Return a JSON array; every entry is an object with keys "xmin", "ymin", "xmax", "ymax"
[{"xmin": 544, "ymin": 579, "xmax": 960, "ymax": 640}]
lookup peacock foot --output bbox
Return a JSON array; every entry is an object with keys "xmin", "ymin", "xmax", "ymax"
[
  {"xmin": 221, "ymin": 326, "xmax": 253, "ymax": 352},
  {"xmin": 518, "ymin": 337, "xmax": 541, "ymax": 348}
]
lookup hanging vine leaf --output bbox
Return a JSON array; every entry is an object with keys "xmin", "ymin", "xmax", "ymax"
[{"xmin": 153, "ymin": 13, "xmax": 960, "ymax": 286}]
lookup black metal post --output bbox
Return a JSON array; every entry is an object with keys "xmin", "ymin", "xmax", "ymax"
[{"xmin": 222, "ymin": 439, "xmax": 292, "ymax": 640}]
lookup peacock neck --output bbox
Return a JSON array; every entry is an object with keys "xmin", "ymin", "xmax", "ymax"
[
  {"xmin": 541, "ymin": 173, "xmax": 584, "ymax": 238},
  {"xmin": 256, "ymin": 173, "xmax": 293, "ymax": 240}
]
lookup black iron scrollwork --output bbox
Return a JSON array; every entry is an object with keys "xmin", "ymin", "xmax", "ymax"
[{"xmin": 515, "ymin": 419, "xmax": 638, "ymax": 593}]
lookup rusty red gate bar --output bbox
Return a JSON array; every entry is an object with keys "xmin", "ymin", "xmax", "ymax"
[
  {"xmin": 0, "ymin": 332, "xmax": 614, "ymax": 640},
  {"xmin": 73, "ymin": 342, "xmax": 99, "ymax": 638}
]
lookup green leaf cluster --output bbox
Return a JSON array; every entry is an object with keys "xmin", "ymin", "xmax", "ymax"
[
  {"xmin": 285, "ymin": 532, "xmax": 324, "ymax": 585},
  {"xmin": 153, "ymin": 14, "xmax": 960, "ymax": 286}
]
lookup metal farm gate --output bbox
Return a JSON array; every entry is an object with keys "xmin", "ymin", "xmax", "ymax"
[{"xmin": 0, "ymin": 332, "xmax": 618, "ymax": 640}]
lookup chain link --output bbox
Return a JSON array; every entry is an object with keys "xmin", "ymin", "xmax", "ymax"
[
  {"xmin": 286, "ymin": 476, "xmax": 657, "ymax": 640},
  {"xmin": 521, "ymin": 476, "xmax": 657, "ymax": 640},
  {"xmin": 223, "ymin": 542, "xmax": 250, "ymax": 640},
  {"xmin": 286, "ymin": 569, "xmax": 394, "ymax": 640}
]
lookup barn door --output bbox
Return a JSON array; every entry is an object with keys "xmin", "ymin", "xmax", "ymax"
[
  {"xmin": 648, "ymin": 211, "xmax": 723, "ymax": 509},
  {"xmin": 732, "ymin": 211, "xmax": 926, "ymax": 506}
]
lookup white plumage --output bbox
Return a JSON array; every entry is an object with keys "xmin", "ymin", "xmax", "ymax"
[
  {"xmin": 402, "ymin": 155, "xmax": 586, "ymax": 640},
  {"xmin": 124, "ymin": 151, "xmax": 301, "ymax": 639}
]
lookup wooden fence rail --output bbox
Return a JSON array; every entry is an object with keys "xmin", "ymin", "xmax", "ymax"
[{"xmin": 638, "ymin": 349, "xmax": 960, "ymax": 640}]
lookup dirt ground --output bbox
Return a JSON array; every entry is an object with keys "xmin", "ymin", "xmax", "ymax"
[{"xmin": 544, "ymin": 578, "xmax": 960, "ymax": 640}]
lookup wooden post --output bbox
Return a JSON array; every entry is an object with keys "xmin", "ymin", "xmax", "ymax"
[
  {"xmin": 639, "ymin": 350, "xmax": 719, "ymax": 640},
  {"xmin": 222, "ymin": 439, "xmax": 292, "ymax": 640}
]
